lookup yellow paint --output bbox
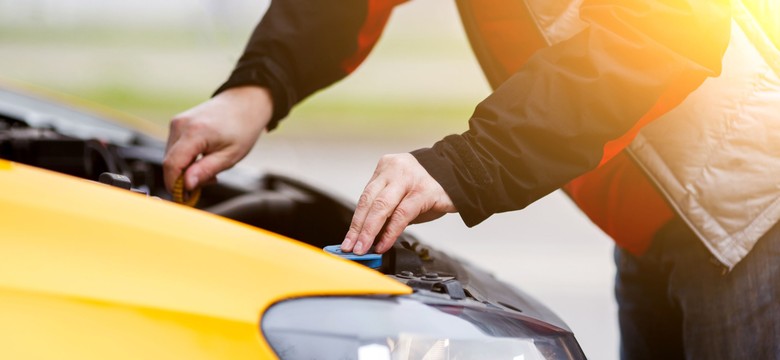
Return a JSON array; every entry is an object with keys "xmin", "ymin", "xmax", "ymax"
[{"xmin": 0, "ymin": 160, "xmax": 411, "ymax": 359}]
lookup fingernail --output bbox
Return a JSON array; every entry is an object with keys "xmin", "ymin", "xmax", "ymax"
[
  {"xmin": 341, "ymin": 238, "xmax": 353, "ymax": 251},
  {"xmin": 353, "ymin": 242, "xmax": 363, "ymax": 254},
  {"xmin": 186, "ymin": 173, "xmax": 198, "ymax": 190},
  {"xmin": 376, "ymin": 243, "xmax": 387, "ymax": 254}
]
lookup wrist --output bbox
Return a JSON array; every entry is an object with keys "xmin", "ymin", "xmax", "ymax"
[{"xmin": 217, "ymin": 86, "xmax": 274, "ymax": 128}]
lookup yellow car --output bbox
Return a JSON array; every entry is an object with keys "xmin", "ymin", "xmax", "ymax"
[{"xmin": 0, "ymin": 86, "xmax": 586, "ymax": 360}]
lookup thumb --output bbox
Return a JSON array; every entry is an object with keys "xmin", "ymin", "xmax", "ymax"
[{"xmin": 183, "ymin": 152, "xmax": 234, "ymax": 190}]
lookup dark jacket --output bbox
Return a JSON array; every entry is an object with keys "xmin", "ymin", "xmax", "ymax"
[{"xmin": 217, "ymin": 0, "xmax": 730, "ymax": 233}]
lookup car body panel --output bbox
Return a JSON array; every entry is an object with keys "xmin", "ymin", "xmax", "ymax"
[
  {"xmin": 0, "ymin": 85, "xmax": 586, "ymax": 359},
  {"xmin": 0, "ymin": 160, "xmax": 411, "ymax": 359}
]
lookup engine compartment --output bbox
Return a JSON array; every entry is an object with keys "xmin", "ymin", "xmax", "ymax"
[
  {"xmin": 0, "ymin": 110, "xmax": 425, "ymax": 272},
  {"xmin": 0, "ymin": 88, "xmax": 575, "ymax": 331}
]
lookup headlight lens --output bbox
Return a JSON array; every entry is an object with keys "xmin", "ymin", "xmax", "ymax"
[{"xmin": 262, "ymin": 297, "xmax": 585, "ymax": 360}]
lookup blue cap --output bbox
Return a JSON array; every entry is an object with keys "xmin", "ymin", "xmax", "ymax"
[{"xmin": 323, "ymin": 245, "xmax": 382, "ymax": 269}]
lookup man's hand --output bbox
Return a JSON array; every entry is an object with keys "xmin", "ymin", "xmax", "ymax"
[
  {"xmin": 163, "ymin": 86, "xmax": 273, "ymax": 192},
  {"xmin": 341, "ymin": 153, "xmax": 456, "ymax": 255}
]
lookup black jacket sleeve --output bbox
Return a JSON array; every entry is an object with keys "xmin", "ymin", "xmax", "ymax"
[
  {"xmin": 215, "ymin": 0, "xmax": 403, "ymax": 130},
  {"xmin": 413, "ymin": 0, "xmax": 732, "ymax": 226}
]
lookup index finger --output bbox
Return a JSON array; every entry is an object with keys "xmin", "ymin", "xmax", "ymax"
[
  {"xmin": 352, "ymin": 184, "xmax": 406, "ymax": 255},
  {"xmin": 342, "ymin": 177, "xmax": 386, "ymax": 253},
  {"xmin": 162, "ymin": 136, "xmax": 204, "ymax": 192}
]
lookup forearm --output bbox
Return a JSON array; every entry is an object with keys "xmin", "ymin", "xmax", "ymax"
[
  {"xmin": 217, "ymin": 0, "xmax": 406, "ymax": 130},
  {"xmin": 414, "ymin": 0, "xmax": 732, "ymax": 226}
]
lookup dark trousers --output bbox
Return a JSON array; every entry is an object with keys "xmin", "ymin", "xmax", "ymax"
[{"xmin": 615, "ymin": 218, "xmax": 780, "ymax": 359}]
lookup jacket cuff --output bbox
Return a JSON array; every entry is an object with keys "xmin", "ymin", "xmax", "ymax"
[
  {"xmin": 411, "ymin": 137, "xmax": 492, "ymax": 227},
  {"xmin": 214, "ymin": 58, "xmax": 295, "ymax": 131}
]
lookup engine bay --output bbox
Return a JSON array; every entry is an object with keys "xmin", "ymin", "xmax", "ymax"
[{"xmin": 0, "ymin": 87, "xmax": 572, "ymax": 329}]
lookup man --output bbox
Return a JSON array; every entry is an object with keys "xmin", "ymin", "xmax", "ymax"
[{"xmin": 164, "ymin": 0, "xmax": 780, "ymax": 358}]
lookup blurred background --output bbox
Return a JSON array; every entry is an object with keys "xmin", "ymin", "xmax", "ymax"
[{"xmin": 0, "ymin": 1, "xmax": 619, "ymax": 358}]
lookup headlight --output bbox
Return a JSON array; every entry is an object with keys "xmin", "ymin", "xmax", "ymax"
[{"xmin": 262, "ymin": 296, "xmax": 585, "ymax": 360}]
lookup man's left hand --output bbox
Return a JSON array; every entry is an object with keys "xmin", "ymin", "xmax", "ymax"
[{"xmin": 341, "ymin": 153, "xmax": 456, "ymax": 255}]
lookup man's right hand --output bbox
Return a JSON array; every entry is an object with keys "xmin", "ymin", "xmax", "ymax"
[{"xmin": 163, "ymin": 86, "xmax": 273, "ymax": 192}]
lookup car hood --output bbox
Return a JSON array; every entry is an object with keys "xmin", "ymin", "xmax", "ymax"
[{"xmin": 0, "ymin": 159, "xmax": 410, "ymax": 359}]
